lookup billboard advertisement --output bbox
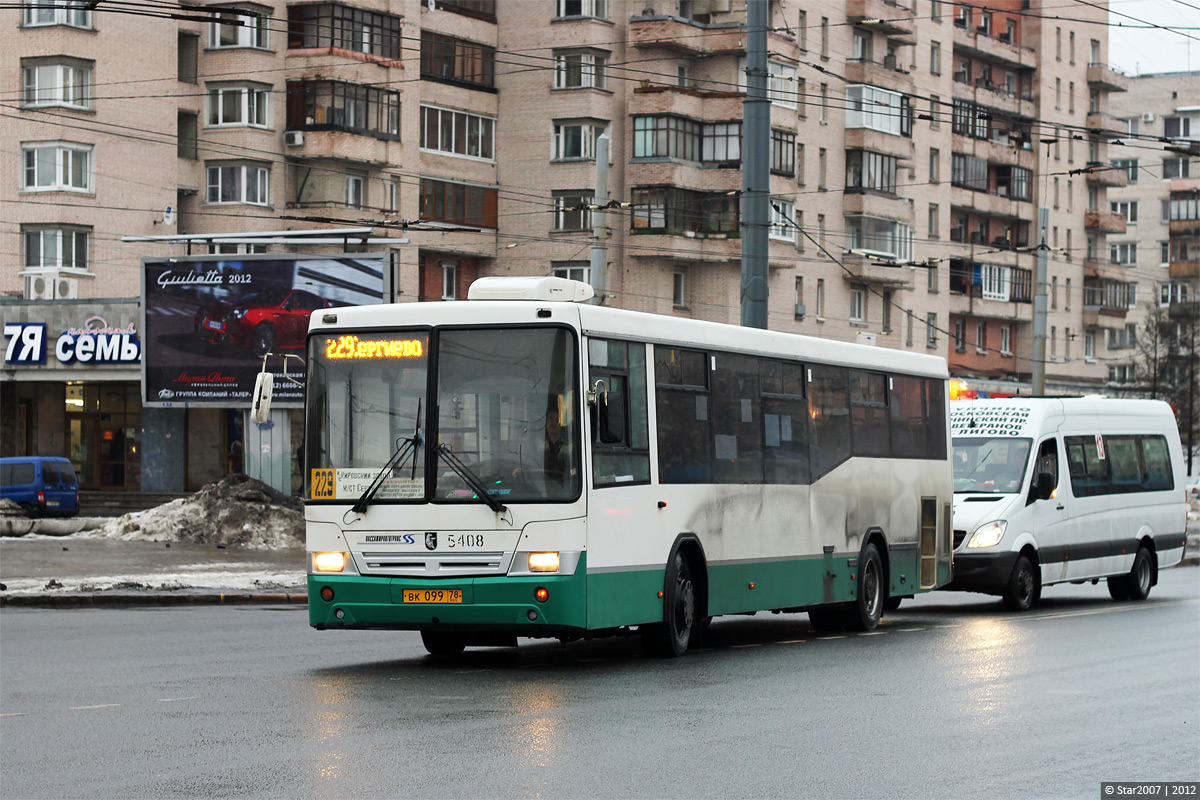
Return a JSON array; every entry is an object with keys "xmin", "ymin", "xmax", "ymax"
[{"xmin": 141, "ymin": 253, "xmax": 389, "ymax": 407}]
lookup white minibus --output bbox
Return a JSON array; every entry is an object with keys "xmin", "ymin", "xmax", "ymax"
[{"xmin": 947, "ymin": 397, "xmax": 1189, "ymax": 610}]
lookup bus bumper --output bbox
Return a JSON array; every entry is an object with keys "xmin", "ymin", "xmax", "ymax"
[
  {"xmin": 308, "ymin": 569, "xmax": 588, "ymax": 634},
  {"xmin": 944, "ymin": 551, "xmax": 1020, "ymax": 595}
]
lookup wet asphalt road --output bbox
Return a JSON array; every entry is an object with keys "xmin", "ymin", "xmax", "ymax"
[{"xmin": 1, "ymin": 566, "xmax": 1197, "ymax": 799}]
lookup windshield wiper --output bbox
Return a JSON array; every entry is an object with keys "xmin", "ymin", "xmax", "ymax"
[
  {"xmin": 435, "ymin": 444, "xmax": 508, "ymax": 514},
  {"xmin": 351, "ymin": 400, "xmax": 422, "ymax": 514}
]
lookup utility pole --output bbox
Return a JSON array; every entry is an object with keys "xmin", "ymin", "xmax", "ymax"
[
  {"xmin": 740, "ymin": 0, "xmax": 769, "ymax": 329},
  {"xmin": 589, "ymin": 133, "xmax": 610, "ymax": 304},
  {"xmin": 1032, "ymin": 204, "xmax": 1049, "ymax": 396}
]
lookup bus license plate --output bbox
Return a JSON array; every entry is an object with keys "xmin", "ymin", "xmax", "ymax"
[{"xmin": 403, "ymin": 588, "xmax": 462, "ymax": 604}]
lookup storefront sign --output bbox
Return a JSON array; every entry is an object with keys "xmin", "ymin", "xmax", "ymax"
[
  {"xmin": 5, "ymin": 319, "xmax": 142, "ymax": 366},
  {"xmin": 141, "ymin": 254, "xmax": 388, "ymax": 408}
]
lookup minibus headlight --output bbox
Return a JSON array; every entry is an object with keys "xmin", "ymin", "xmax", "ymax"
[
  {"xmin": 312, "ymin": 551, "xmax": 349, "ymax": 573},
  {"xmin": 967, "ymin": 521, "xmax": 1006, "ymax": 549},
  {"xmin": 528, "ymin": 552, "xmax": 560, "ymax": 573}
]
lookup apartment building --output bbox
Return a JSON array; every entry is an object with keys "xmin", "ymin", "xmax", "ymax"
[{"xmin": 3, "ymin": 0, "xmax": 1128, "ymax": 492}]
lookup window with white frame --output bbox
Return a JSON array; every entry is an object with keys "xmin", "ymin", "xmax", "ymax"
[
  {"xmin": 552, "ymin": 120, "xmax": 605, "ymax": 160},
  {"xmin": 846, "ymin": 84, "xmax": 910, "ymax": 136},
  {"xmin": 442, "ymin": 262, "xmax": 458, "ymax": 300},
  {"xmin": 673, "ymin": 269, "xmax": 687, "ymax": 308},
  {"xmin": 768, "ymin": 60, "xmax": 798, "ymax": 108},
  {"xmin": 553, "ymin": 263, "xmax": 591, "ymax": 284},
  {"xmin": 1109, "ymin": 242, "xmax": 1137, "ymax": 264},
  {"xmin": 209, "ymin": 242, "xmax": 266, "ymax": 255},
  {"xmin": 207, "ymin": 85, "xmax": 270, "ymax": 127},
  {"xmin": 23, "ymin": 0, "xmax": 91, "ymax": 28},
  {"xmin": 980, "ymin": 264, "xmax": 1011, "ymax": 301},
  {"xmin": 1108, "ymin": 365, "xmax": 1132, "ymax": 384},
  {"xmin": 346, "ymin": 173, "xmax": 365, "ymax": 208},
  {"xmin": 22, "ymin": 142, "xmax": 92, "ymax": 192},
  {"xmin": 846, "ymin": 215, "xmax": 914, "ymax": 261},
  {"xmin": 976, "ymin": 320, "xmax": 987, "ymax": 353},
  {"xmin": 849, "ymin": 287, "xmax": 866, "ymax": 322},
  {"xmin": 953, "ymin": 318, "xmax": 966, "ymax": 351},
  {"xmin": 770, "ymin": 199, "xmax": 795, "ymax": 241},
  {"xmin": 926, "ymin": 313, "xmax": 938, "ymax": 347},
  {"xmin": 387, "ymin": 179, "xmax": 399, "ymax": 212},
  {"xmin": 24, "ymin": 227, "xmax": 89, "ymax": 270},
  {"xmin": 553, "ymin": 191, "xmax": 593, "ymax": 231},
  {"xmin": 22, "ymin": 61, "xmax": 91, "ymax": 110},
  {"xmin": 852, "ymin": 30, "xmax": 872, "ymax": 62},
  {"xmin": 1161, "ymin": 281, "xmax": 1191, "ymax": 306},
  {"xmin": 206, "ymin": 163, "xmax": 270, "ymax": 205},
  {"xmin": 420, "ymin": 106, "xmax": 496, "ymax": 160},
  {"xmin": 1000, "ymin": 324, "xmax": 1012, "ymax": 355},
  {"xmin": 1110, "ymin": 200, "xmax": 1138, "ymax": 223},
  {"xmin": 1084, "ymin": 332, "xmax": 1095, "ymax": 360},
  {"xmin": 555, "ymin": 0, "xmax": 607, "ymax": 17},
  {"xmin": 210, "ymin": 7, "xmax": 269, "ymax": 48},
  {"xmin": 554, "ymin": 50, "xmax": 607, "ymax": 89}
]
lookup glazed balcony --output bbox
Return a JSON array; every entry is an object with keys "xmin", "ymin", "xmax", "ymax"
[
  {"xmin": 628, "ymin": 15, "xmax": 744, "ymax": 55},
  {"xmin": 846, "ymin": 0, "xmax": 915, "ymax": 36},
  {"xmin": 1085, "ymin": 210, "xmax": 1127, "ymax": 234},
  {"xmin": 1087, "ymin": 63, "xmax": 1130, "ymax": 93}
]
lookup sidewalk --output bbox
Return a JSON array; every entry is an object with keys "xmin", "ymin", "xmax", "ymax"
[{"xmin": 0, "ymin": 537, "xmax": 307, "ymax": 607}]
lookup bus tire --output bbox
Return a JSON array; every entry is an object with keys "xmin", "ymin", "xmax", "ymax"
[
  {"xmin": 884, "ymin": 596, "xmax": 904, "ymax": 611},
  {"xmin": 652, "ymin": 549, "xmax": 697, "ymax": 657},
  {"xmin": 420, "ymin": 630, "xmax": 466, "ymax": 656},
  {"xmin": 841, "ymin": 543, "xmax": 883, "ymax": 632},
  {"xmin": 1002, "ymin": 555, "xmax": 1040, "ymax": 611},
  {"xmin": 807, "ymin": 607, "xmax": 842, "ymax": 632},
  {"xmin": 1106, "ymin": 576, "xmax": 1130, "ymax": 601},
  {"xmin": 1124, "ymin": 546, "xmax": 1154, "ymax": 601}
]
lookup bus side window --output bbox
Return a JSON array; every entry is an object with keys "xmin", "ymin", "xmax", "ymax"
[{"xmin": 589, "ymin": 339, "xmax": 650, "ymax": 486}]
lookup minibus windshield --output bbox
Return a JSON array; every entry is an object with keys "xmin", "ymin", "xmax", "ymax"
[{"xmin": 953, "ymin": 437, "xmax": 1032, "ymax": 494}]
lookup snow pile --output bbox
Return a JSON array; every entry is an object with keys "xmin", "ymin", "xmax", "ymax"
[{"xmin": 91, "ymin": 474, "xmax": 304, "ymax": 550}]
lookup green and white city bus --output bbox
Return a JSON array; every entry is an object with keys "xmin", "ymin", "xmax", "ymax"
[{"xmin": 278, "ymin": 277, "xmax": 953, "ymax": 656}]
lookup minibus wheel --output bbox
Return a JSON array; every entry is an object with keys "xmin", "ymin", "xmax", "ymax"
[
  {"xmin": 1125, "ymin": 547, "xmax": 1154, "ymax": 601},
  {"xmin": 1003, "ymin": 555, "xmax": 1040, "ymax": 611}
]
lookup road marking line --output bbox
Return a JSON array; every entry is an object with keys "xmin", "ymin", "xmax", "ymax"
[
  {"xmin": 730, "ymin": 643, "xmax": 761, "ymax": 648},
  {"xmin": 861, "ymin": 631, "xmax": 887, "ymax": 635},
  {"xmin": 777, "ymin": 639, "xmax": 806, "ymax": 644},
  {"xmin": 1012, "ymin": 598, "xmax": 1198, "ymax": 623},
  {"xmin": 817, "ymin": 635, "xmax": 847, "ymax": 640},
  {"xmin": 896, "ymin": 628, "xmax": 924, "ymax": 632},
  {"xmin": 0, "ymin": 712, "xmax": 31, "ymax": 717},
  {"xmin": 69, "ymin": 704, "xmax": 121, "ymax": 710},
  {"xmin": 156, "ymin": 697, "xmax": 199, "ymax": 702}
]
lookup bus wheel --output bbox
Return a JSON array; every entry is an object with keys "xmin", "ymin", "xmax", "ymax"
[
  {"xmin": 653, "ymin": 551, "xmax": 696, "ymax": 657},
  {"xmin": 1106, "ymin": 576, "xmax": 1130, "ymax": 601},
  {"xmin": 1002, "ymin": 555, "xmax": 1040, "ymax": 611},
  {"xmin": 421, "ymin": 630, "xmax": 466, "ymax": 656},
  {"xmin": 841, "ymin": 544, "xmax": 883, "ymax": 632},
  {"xmin": 807, "ymin": 607, "xmax": 842, "ymax": 632},
  {"xmin": 1124, "ymin": 546, "xmax": 1154, "ymax": 601}
]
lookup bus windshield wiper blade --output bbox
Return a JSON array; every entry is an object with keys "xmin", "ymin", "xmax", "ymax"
[
  {"xmin": 435, "ymin": 444, "xmax": 507, "ymax": 514},
  {"xmin": 351, "ymin": 400, "xmax": 422, "ymax": 514}
]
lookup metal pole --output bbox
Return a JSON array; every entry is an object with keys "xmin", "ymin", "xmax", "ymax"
[
  {"xmin": 589, "ymin": 134, "xmax": 610, "ymax": 304},
  {"xmin": 740, "ymin": 0, "xmax": 770, "ymax": 329},
  {"xmin": 1032, "ymin": 205, "xmax": 1049, "ymax": 395}
]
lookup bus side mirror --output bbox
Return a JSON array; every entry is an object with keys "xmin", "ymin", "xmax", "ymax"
[
  {"xmin": 252, "ymin": 371, "xmax": 274, "ymax": 424},
  {"xmin": 597, "ymin": 391, "xmax": 626, "ymax": 444},
  {"xmin": 1036, "ymin": 471, "xmax": 1055, "ymax": 500}
]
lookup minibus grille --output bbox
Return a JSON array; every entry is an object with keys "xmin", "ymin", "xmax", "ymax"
[
  {"xmin": 355, "ymin": 550, "xmax": 514, "ymax": 577},
  {"xmin": 953, "ymin": 530, "xmax": 967, "ymax": 549}
]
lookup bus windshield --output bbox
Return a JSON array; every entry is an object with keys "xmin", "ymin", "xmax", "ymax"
[
  {"xmin": 953, "ymin": 437, "xmax": 1032, "ymax": 494},
  {"xmin": 306, "ymin": 326, "xmax": 579, "ymax": 504}
]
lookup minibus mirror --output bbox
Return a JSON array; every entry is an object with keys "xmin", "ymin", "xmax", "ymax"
[
  {"xmin": 1036, "ymin": 471, "xmax": 1055, "ymax": 500},
  {"xmin": 252, "ymin": 370, "xmax": 274, "ymax": 424},
  {"xmin": 597, "ymin": 391, "xmax": 626, "ymax": 444}
]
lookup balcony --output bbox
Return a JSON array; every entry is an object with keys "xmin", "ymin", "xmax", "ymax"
[
  {"xmin": 281, "ymin": 129, "xmax": 399, "ymax": 165},
  {"xmin": 846, "ymin": 0, "xmax": 914, "ymax": 36},
  {"xmin": 845, "ymin": 58, "xmax": 914, "ymax": 95},
  {"xmin": 1169, "ymin": 260, "xmax": 1200, "ymax": 279},
  {"xmin": 1084, "ymin": 258, "xmax": 1127, "ymax": 280},
  {"xmin": 1084, "ymin": 164, "xmax": 1129, "ymax": 188},
  {"xmin": 951, "ymin": 24, "xmax": 1037, "ymax": 70},
  {"xmin": 843, "ymin": 128, "xmax": 913, "ymax": 160},
  {"xmin": 1085, "ymin": 210, "xmax": 1127, "ymax": 234},
  {"xmin": 629, "ymin": 85, "xmax": 743, "ymax": 120},
  {"xmin": 628, "ymin": 16, "xmax": 744, "ymax": 55},
  {"xmin": 1169, "ymin": 219, "xmax": 1200, "ymax": 236},
  {"xmin": 1085, "ymin": 111, "xmax": 1125, "ymax": 137},
  {"xmin": 1087, "ymin": 63, "xmax": 1130, "ymax": 92},
  {"xmin": 841, "ymin": 254, "xmax": 915, "ymax": 288}
]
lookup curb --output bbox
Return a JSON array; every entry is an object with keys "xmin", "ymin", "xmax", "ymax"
[{"xmin": 0, "ymin": 591, "xmax": 309, "ymax": 608}]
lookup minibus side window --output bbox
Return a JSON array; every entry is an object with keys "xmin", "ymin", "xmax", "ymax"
[{"xmin": 1028, "ymin": 438, "xmax": 1058, "ymax": 505}]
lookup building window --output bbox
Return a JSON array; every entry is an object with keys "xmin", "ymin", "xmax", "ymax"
[
  {"xmin": 770, "ymin": 129, "xmax": 796, "ymax": 176},
  {"xmin": 387, "ymin": 179, "xmax": 399, "ymax": 212},
  {"xmin": 820, "ymin": 17, "xmax": 829, "ymax": 57},
  {"xmin": 1000, "ymin": 325, "xmax": 1011, "ymax": 356},
  {"xmin": 928, "ymin": 203, "xmax": 939, "ymax": 237},
  {"xmin": 849, "ymin": 287, "xmax": 866, "ymax": 323},
  {"xmin": 1085, "ymin": 332, "xmax": 1095, "ymax": 360},
  {"xmin": 551, "ymin": 120, "xmax": 604, "ymax": 160},
  {"xmin": 291, "ymin": 4, "xmax": 404, "ymax": 60},
  {"xmin": 929, "ymin": 148, "xmax": 940, "ymax": 183},
  {"xmin": 632, "ymin": 116, "xmax": 741, "ymax": 165},
  {"xmin": 24, "ymin": 227, "xmax": 89, "ymax": 270},
  {"xmin": 846, "ymin": 215, "xmax": 914, "ymax": 261},
  {"xmin": 846, "ymin": 84, "xmax": 911, "ymax": 137},
  {"xmin": 1109, "ymin": 242, "xmax": 1137, "ymax": 265},
  {"xmin": 554, "ymin": 50, "xmax": 607, "ymax": 90},
  {"xmin": 797, "ymin": 10, "xmax": 807, "ymax": 50},
  {"xmin": 553, "ymin": 191, "xmax": 593, "ymax": 231},
  {"xmin": 22, "ymin": 142, "xmax": 92, "ymax": 193},
  {"xmin": 22, "ymin": 61, "xmax": 92, "ymax": 110},
  {"xmin": 207, "ymin": 164, "xmax": 269, "ymax": 205},
  {"xmin": 926, "ymin": 313, "xmax": 938, "ymax": 348},
  {"xmin": 1113, "ymin": 159, "xmax": 1138, "ymax": 182},
  {"xmin": 1164, "ymin": 116, "xmax": 1192, "ymax": 138},
  {"xmin": 770, "ymin": 199, "xmax": 795, "ymax": 241},
  {"xmin": 845, "ymin": 150, "xmax": 898, "ymax": 194},
  {"xmin": 796, "ymin": 143, "xmax": 805, "ymax": 185},
  {"xmin": 930, "ymin": 41, "xmax": 941, "ymax": 74},
  {"xmin": 432, "ymin": 0, "xmax": 496, "ymax": 21},
  {"xmin": 818, "ymin": 148, "xmax": 827, "ymax": 189},
  {"xmin": 766, "ymin": 60, "xmax": 798, "ymax": 108},
  {"xmin": 421, "ymin": 178, "xmax": 498, "ymax": 227},
  {"xmin": 208, "ymin": 85, "xmax": 269, "ymax": 127},
  {"xmin": 980, "ymin": 264, "xmax": 1012, "ymax": 301},
  {"xmin": 673, "ymin": 269, "xmax": 687, "ymax": 308},
  {"xmin": 1163, "ymin": 158, "xmax": 1191, "ymax": 179},
  {"xmin": 881, "ymin": 290, "xmax": 892, "ymax": 331},
  {"xmin": 420, "ymin": 31, "xmax": 494, "ymax": 87},
  {"xmin": 816, "ymin": 278, "xmax": 825, "ymax": 319},
  {"xmin": 290, "ymin": 80, "xmax": 401, "ymax": 140},
  {"xmin": 554, "ymin": 0, "xmax": 607, "ymax": 18},
  {"xmin": 852, "ymin": 30, "xmax": 872, "ymax": 62},
  {"xmin": 553, "ymin": 263, "xmax": 591, "ymax": 283},
  {"xmin": 419, "ymin": 106, "xmax": 495, "ymax": 159},
  {"xmin": 441, "ymin": 262, "xmax": 457, "ymax": 300},
  {"xmin": 818, "ymin": 83, "xmax": 828, "ymax": 123},
  {"xmin": 975, "ymin": 320, "xmax": 987, "ymax": 353},
  {"xmin": 23, "ymin": 0, "xmax": 91, "ymax": 28},
  {"xmin": 1111, "ymin": 200, "xmax": 1137, "ymax": 224},
  {"xmin": 345, "ymin": 174, "xmax": 365, "ymax": 208},
  {"xmin": 210, "ymin": 7, "xmax": 269, "ymax": 49}
]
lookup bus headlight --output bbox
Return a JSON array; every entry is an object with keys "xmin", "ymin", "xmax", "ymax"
[
  {"xmin": 967, "ymin": 521, "xmax": 1006, "ymax": 549},
  {"xmin": 312, "ymin": 551, "xmax": 349, "ymax": 572},
  {"xmin": 528, "ymin": 552, "xmax": 560, "ymax": 572}
]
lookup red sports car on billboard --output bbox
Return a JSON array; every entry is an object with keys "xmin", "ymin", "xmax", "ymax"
[{"xmin": 194, "ymin": 288, "xmax": 333, "ymax": 357}]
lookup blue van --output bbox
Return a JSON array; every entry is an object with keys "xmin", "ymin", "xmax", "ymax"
[{"xmin": 0, "ymin": 457, "xmax": 80, "ymax": 517}]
